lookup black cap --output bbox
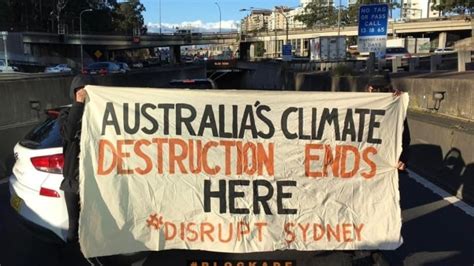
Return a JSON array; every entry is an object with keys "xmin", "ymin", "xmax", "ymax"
[{"xmin": 368, "ymin": 74, "xmax": 391, "ymax": 92}]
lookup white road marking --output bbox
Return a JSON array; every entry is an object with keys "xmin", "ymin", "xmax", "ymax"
[
  {"xmin": 407, "ymin": 169, "xmax": 474, "ymax": 218},
  {"xmin": 0, "ymin": 178, "xmax": 8, "ymax": 185},
  {"xmin": 402, "ymin": 199, "xmax": 451, "ymax": 222}
]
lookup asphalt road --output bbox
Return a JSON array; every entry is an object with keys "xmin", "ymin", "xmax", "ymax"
[{"xmin": 0, "ymin": 171, "xmax": 472, "ymax": 266}]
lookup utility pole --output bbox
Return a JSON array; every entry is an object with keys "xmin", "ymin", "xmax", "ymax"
[
  {"xmin": 159, "ymin": 0, "xmax": 162, "ymax": 34},
  {"xmin": 215, "ymin": 2, "xmax": 222, "ymax": 35},
  {"xmin": 427, "ymin": 0, "xmax": 430, "ymax": 18},
  {"xmin": 337, "ymin": 0, "xmax": 341, "ymax": 37},
  {"xmin": 277, "ymin": 7, "xmax": 289, "ymax": 44},
  {"xmin": 274, "ymin": 28, "xmax": 278, "ymax": 57},
  {"xmin": 80, "ymin": 9, "xmax": 93, "ymax": 72}
]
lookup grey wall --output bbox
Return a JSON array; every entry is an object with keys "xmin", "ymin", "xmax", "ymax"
[
  {"xmin": 408, "ymin": 111, "xmax": 473, "ymax": 204},
  {"xmin": 392, "ymin": 77, "xmax": 474, "ymax": 121},
  {"xmin": 295, "ymin": 72, "xmax": 371, "ymax": 92},
  {"xmin": 239, "ymin": 63, "xmax": 284, "ymax": 90}
]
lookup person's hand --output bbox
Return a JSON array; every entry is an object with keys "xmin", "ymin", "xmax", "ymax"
[
  {"xmin": 397, "ymin": 161, "xmax": 406, "ymax": 171},
  {"xmin": 76, "ymin": 88, "xmax": 87, "ymax": 103},
  {"xmin": 392, "ymin": 89, "xmax": 403, "ymax": 96}
]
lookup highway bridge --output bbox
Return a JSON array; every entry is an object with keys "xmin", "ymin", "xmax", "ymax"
[
  {"xmin": 241, "ymin": 17, "xmax": 472, "ymax": 58},
  {"xmin": 3, "ymin": 31, "xmax": 239, "ymax": 67},
  {"xmin": 22, "ymin": 32, "xmax": 238, "ymax": 50},
  {"xmin": 243, "ymin": 17, "xmax": 472, "ymax": 40},
  {"xmin": 2, "ymin": 17, "xmax": 472, "ymax": 66}
]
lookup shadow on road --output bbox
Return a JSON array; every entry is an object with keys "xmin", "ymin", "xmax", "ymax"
[
  {"xmin": 409, "ymin": 144, "xmax": 473, "ymax": 205},
  {"xmin": 382, "ymin": 172, "xmax": 474, "ymax": 266}
]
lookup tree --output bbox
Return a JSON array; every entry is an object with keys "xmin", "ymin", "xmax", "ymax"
[
  {"xmin": 296, "ymin": 0, "xmax": 401, "ymax": 28},
  {"xmin": 0, "ymin": 0, "xmax": 56, "ymax": 31},
  {"xmin": 112, "ymin": 0, "xmax": 146, "ymax": 34},
  {"xmin": 254, "ymin": 42, "xmax": 265, "ymax": 57},
  {"xmin": 346, "ymin": 0, "xmax": 400, "ymax": 25},
  {"xmin": 0, "ymin": 0, "xmax": 148, "ymax": 34},
  {"xmin": 64, "ymin": 0, "xmax": 118, "ymax": 33},
  {"xmin": 431, "ymin": 0, "xmax": 474, "ymax": 15},
  {"xmin": 295, "ymin": 0, "xmax": 339, "ymax": 27}
]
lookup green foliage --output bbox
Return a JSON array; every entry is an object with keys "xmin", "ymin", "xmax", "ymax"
[
  {"xmin": 431, "ymin": 0, "xmax": 474, "ymax": 15},
  {"xmin": 296, "ymin": 0, "xmax": 402, "ymax": 27},
  {"xmin": 254, "ymin": 42, "xmax": 265, "ymax": 57},
  {"xmin": 295, "ymin": 0, "xmax": 340, "ymax": 27},
  {"xmin": 0, "ymin": 0, "xmax": 146, "ymax": 34},
  {"xmin": 112, "ymin": 0, "xmax": 146, "ymax": 34},
  {"xmin": 0, "ymin": 0, "xmax": 10, "ymax": 27}
]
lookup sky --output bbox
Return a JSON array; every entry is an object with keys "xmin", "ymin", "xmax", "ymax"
[
  {"xmin": 141, "ymin": 0, "xmax": 302, "ymax": 33},
  {"xmin": 141, "ymin": 0, "xmax": 399, "ymax": 33}
]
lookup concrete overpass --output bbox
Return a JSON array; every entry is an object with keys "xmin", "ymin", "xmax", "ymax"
[
  {"xmin": 12, "ymin": 31, "xmax": 239, "ymax": 67},
  {"xmin": 21, "ymin": 32, "xmax": 239, "ymax": 50},
  {"xmin": 4, "ymin": 17, "xmax": 471, "ymax": 66},
  {"xmin": 241, "ymin": 18, "xmax": 472, "ymax": 58}
]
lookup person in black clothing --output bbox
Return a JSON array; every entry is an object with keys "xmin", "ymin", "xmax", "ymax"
[
  {"xmin": 59, "ymin": 74, "xmax": 93, "ymax": 243},
  {"xmin": 367, "ymin": 75, "xmax": 410, "ymax": 171}
]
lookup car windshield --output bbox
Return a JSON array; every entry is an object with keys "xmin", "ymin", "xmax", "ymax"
[
  {"xmin": 89, "ymin": 63, "xmax": 108, "ymax": 68},
  {"xmin": 20, "ymin": 116, "xmax": 62, "ymax": 149},
  {"xmin": 170, "ymin": 79, "xmax": 215, "ymax": 89}
]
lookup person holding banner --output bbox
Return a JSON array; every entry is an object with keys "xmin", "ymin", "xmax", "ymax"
[
  {"xmin": 59, "ymin": 75, "xmax": 93, "ymax": 244},
  {"xmin": 367, "ymin": 75, "xmax": 410, "ymax": 171}
]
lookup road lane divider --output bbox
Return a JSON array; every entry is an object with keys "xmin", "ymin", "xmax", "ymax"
[{"xmin": 407, "ymin": 169, "xmax": 474, "ymax": 217}]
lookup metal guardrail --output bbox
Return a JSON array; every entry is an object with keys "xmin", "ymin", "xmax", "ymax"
[
  {"xmin": 282, "ymin": 51, "xmax": 472, "ymax": 73},
  {"xmin": 287, "ymin": 60, "xmax": 367, "ymax": 72},
  {"xmin": 0, "ymin": 72, "xmax": 73, "ymax": 81},
  {"xmin": 242, "ymin": 16, "xmax": 471, "ymax": 36},
  {"xmin": 0, "ymin": 64, "xmax": 206, "ymax": 81}
]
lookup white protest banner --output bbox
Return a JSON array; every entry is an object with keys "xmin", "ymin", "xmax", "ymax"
[{"xmin": 79, "ymin": 86, "xmax": 407, "ymax": 257}]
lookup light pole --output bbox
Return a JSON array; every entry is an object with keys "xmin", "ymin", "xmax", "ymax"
[
  {"xmin": 215, "ymin": 2, "xmax": 222, "ymax": 34},
  {"xmin": 337, "ymin": 0, "xmax": 342, "ymax": 37},
  {"xmin": 239, "ymin": 8, "xmax": 252, "ymax": 34},
  {"xmin": 80, "ymin": 9, "xmax": 93, "ymax": 72},
  {"xmin": 277, "ymin": 7, "xmax": 289, "ymax": 44},
  {"xmin": 1, "ymin": 31, "xmax": 8, "ymax": 69},
  {"xmin": 159, "ymin": 0, "xmax": 162, "ymax": 34}
]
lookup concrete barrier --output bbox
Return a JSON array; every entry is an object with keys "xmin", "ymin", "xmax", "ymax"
[
  {"xmin": 294, "ymin": 73, "xmax": 373, "ymax": 92},
  {"xmin": 0, "ymin": 66, "xmax": 205, "ymax": 178},
  {"xmin": 290, "ymin": 71, "xmax": 473, "ymax": 121},
  {"xmin": 392, "ymin": 76, "xmax": 474, "ymax": 121},
  {"xmin": 408, "ymin": 110, "xmax": 473, "ymax": 204},
  {"xmin": 458, "ymin": 50, "xmax": 472, "ymax": 72}
]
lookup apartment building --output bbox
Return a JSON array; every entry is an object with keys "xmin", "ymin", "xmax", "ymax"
[
  {"xmin": 401, "ymin": 0, "xmax": 439, "ymax": 19},
  {"xmin": 242, "ymin": 0, "xmax": 336, "ymax": 33},
  {"xmin": 269, "ymin": 6, "xmax": 292, "ymax": 31},
  {"xmin": 241, "ymin": 9, "xmax": 272, "ymax": 32}
]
